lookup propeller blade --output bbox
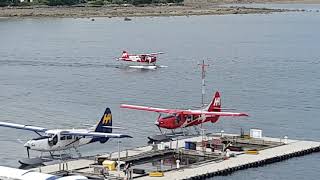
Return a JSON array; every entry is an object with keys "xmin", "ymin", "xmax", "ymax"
[
  {"xmin": 27, "ymin": 147, "xmax": 30, "ymax": 158},
  {"xmin": 158, "ymin": 126, "xmax": 163, "ymax": 134},
  {"xmin": 17, "ymin": 139, "xmax": 24, "ymax": 144}
]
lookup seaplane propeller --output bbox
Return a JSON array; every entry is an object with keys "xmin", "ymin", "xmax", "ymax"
[
  {"xmin": 17, "ymin": 139, "xmax": 24, "ymax": 144},
  {"xmin": 26, "ymin": 146, "xmax": 30, "ymax": 158},
  {"xmin": 155, "ymin": 114, "xmax": 163, "ymax": 134},
  {"xmin": 16, "ymin": 138, "xmax": 31, "ymax": 158}
]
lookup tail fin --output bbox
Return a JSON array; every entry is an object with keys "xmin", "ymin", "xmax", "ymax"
[
  {"xmin": 122, "ymin": 51, "xmax": 129, "ymax": 58},
  {"xmin": 206, "ymin": 91, "xmax": 221, "ymax": 112},
  {"xmin": 94, "ymin": 108, "xmax": 112, "ymax": 133}
]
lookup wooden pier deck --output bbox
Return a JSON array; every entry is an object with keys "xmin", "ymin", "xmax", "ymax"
[
  {"xmin": 138, "ymin": 138, "xmax": 320, "ymax": 180},
  {"xmin": 31, "ymin": 133, "xmax": 320, "ymax": 180}
]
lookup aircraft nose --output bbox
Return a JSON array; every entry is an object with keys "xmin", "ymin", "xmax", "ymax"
[
  {"xmin": 24, "ymin": 141, "xmax": 31, "ymax": 148},
  {"xmin": 154, "ymin": 120, "xmax": 159, "ymax": 126}
]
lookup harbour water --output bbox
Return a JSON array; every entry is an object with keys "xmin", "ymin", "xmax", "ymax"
[{"xmin": 0, "ymin": 4, "xmax": 320, "ymax": 179}]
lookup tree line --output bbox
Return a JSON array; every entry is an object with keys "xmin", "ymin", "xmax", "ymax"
[{"xmin": 0, "ymin": 0, "xmax": 184, "ymax": 7}]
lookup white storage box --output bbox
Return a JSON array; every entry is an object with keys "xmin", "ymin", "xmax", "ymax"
[{"xmin": 250, "ymin": 129, "xmax": 262, "ymax": 138}]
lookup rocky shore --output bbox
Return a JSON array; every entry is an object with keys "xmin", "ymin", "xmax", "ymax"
[
  {"xmin": 1, "ymin": 0, "xmax": 319, "ymax": 18},
  {"xmin": 0, "ymin": 5, "xmax": 293, "ymax": 18}
]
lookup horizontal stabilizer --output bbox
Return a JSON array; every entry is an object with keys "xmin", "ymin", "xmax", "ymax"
[{"xmin": 102, "ymin": 126, "xmax": 127, "ymax": 130}]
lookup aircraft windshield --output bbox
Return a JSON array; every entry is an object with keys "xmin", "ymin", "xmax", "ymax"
[
  {"xmin": 162, "ymin": 115, "xmax": 174, "ymax": 119},
  {"xmin": 32, "ymin": 136, "xmax": 50, "ymax": 140}
]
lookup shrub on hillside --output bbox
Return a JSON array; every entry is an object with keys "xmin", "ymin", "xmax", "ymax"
[
  {"xmin": 90, "ymin": 0, "xmax": 104, "ymax": 5},
  {"xmin": 47, "ymin": 0, "xmax": 80, "ymax": 6},
  {"xmin": 131, "ymin": 0, "xmax": 152, "ymax": 5}
]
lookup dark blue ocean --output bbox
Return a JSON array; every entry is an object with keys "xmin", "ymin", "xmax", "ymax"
[{"xmin": 0, "ymin": 4, "xmax": 319, "ymax": 179}]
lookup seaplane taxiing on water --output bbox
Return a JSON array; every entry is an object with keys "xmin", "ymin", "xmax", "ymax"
[
  {"xmin": 118, "ymin": 51, "xmax": 164, "ymax": 69},
  {"xmin": 0, "ymin": 107, "xmax": 132, "ymax": 159},
  {"xmin": 121, "ymin": 91, "xmax": 248, "ymax": 134}
]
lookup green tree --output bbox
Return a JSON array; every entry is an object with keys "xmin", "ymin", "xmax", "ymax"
[
  {"xmin": 90, "ymin": 0, "xmax": 104, "ymax": 5},
  {"xmin": 0, "ymin": 0, "xmax": 10, "ymax": 7}
]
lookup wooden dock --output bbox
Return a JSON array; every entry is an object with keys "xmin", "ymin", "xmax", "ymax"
[
  {"xmin": 31, "ymin": 133, "xmax": 320, "ymax": 180},
  {"xmin": 138, "ymin": 137, "xmax": 320, "ymax": 180}
]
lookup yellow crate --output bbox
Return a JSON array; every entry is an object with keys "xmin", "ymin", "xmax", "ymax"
[
  {"xmin": 242, "ymin": 135, "xmax": 251, "ymax": 139},
  {"xmin": 149, "ymin": 171, "xmax": 164, "ymax": 177},
  {"xmin": 245, "ymin": 150, "xmax": 259, "ymax": 155},
  {"xmin": 102, "ymin": 160, "xmax": 116, "ymax": 171}
]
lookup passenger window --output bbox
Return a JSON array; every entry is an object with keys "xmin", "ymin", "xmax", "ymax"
[
  {"xmin": 66, "ymin": 135, "xmax": 72, "ymax": 140},
  {"xmin": 60, "ymin": 136, "xmax": 66, "ymax": 140}
]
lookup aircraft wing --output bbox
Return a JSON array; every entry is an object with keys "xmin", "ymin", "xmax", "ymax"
[
  {"xmin": 120, "ymin": 104, "xmax": 248, "ymax": 117},
  {"xmin": 0, "ymin": 121, "xmax": 48, "ymax": 132},
  {"xmin": 121, "ymin": 104, "xmax": 181, "ymax": 114},
  {"xmin": 60, "ymin": 130, "xmax": 132, "ymax": 138},
  {"xmin": 180, "ymin": 110, "xmax": 248, "ymax": 117},
  {"xmin": 138, "ymin": 52, "xmax": 164, "ymax": 56}
]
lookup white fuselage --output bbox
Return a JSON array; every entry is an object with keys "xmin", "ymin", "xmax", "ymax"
[
  {"xmin": 127, "ymin": 55, "xmax": 141, "ymax": 62},
  {"xmin": 24, "ymin": 129, "xmax": 94, "ymax": 152}
]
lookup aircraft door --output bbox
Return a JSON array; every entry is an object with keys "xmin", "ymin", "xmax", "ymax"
[
  {"xmin": 48, "ymin": 134, "xmax": 58, "ymax": 146},
  {"xmin": 175, "ymin": 115, "xmax": 181, "ymax": 125},
  {"xmin": 187, "ymin": 115, "xmax": 193, "ymax": 123},
  {"xmin": 147, "ymin": 56, "xmax": 151, "ymax": 63}
]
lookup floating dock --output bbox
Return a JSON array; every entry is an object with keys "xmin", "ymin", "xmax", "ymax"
[{"xmin": 30, "ymin": 132, "xmax": 320, "ymax": 180}]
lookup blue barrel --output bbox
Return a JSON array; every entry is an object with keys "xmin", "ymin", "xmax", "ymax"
[
  {"xmin": 185, "ymin": 141, "xmax": 197, "ymax": 150},
  {"xmin": 185, "ymin": 141, "xmax": 191, "ymax": 149},
  {"xmin": 189, "ymin": 142, "xmax": 197, "ymax": 150}
]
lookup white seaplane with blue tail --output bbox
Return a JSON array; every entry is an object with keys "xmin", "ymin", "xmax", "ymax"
[{"xmin": 0, "ymin": 107, "xmax": 132, "ymax": 165}]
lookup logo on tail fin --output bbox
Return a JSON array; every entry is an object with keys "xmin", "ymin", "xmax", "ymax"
[
  {"xmin": 122, "ymin": 51, "xmax": 129, "ymax": 58},
  {"xmin": 213, "ymin": 97, "xmax": 221, "ymax": 106},
  {"xmin": 207, "ymin": 91, "xmax": 221, "ymax": 112},
  {"xmin": 95, "ymin": 108, "xmax": 112, "ymax": 133},
  {"xmin": 102, "ymin": 114, "xmax": 112, "ymax": 125}
]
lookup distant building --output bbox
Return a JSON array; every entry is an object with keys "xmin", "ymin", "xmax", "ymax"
[{"xmin": 19, "ymin": 0, "xmax": 33, "ymax": 2}]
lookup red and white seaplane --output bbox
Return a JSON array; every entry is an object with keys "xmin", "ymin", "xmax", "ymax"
[
  {"xmin": 121, "ymin": 91, "xmax": 248, "ymax": 134},
  {"xmin": 118, "ymin": 51, "xmax": 164, "ymax": 69}
]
